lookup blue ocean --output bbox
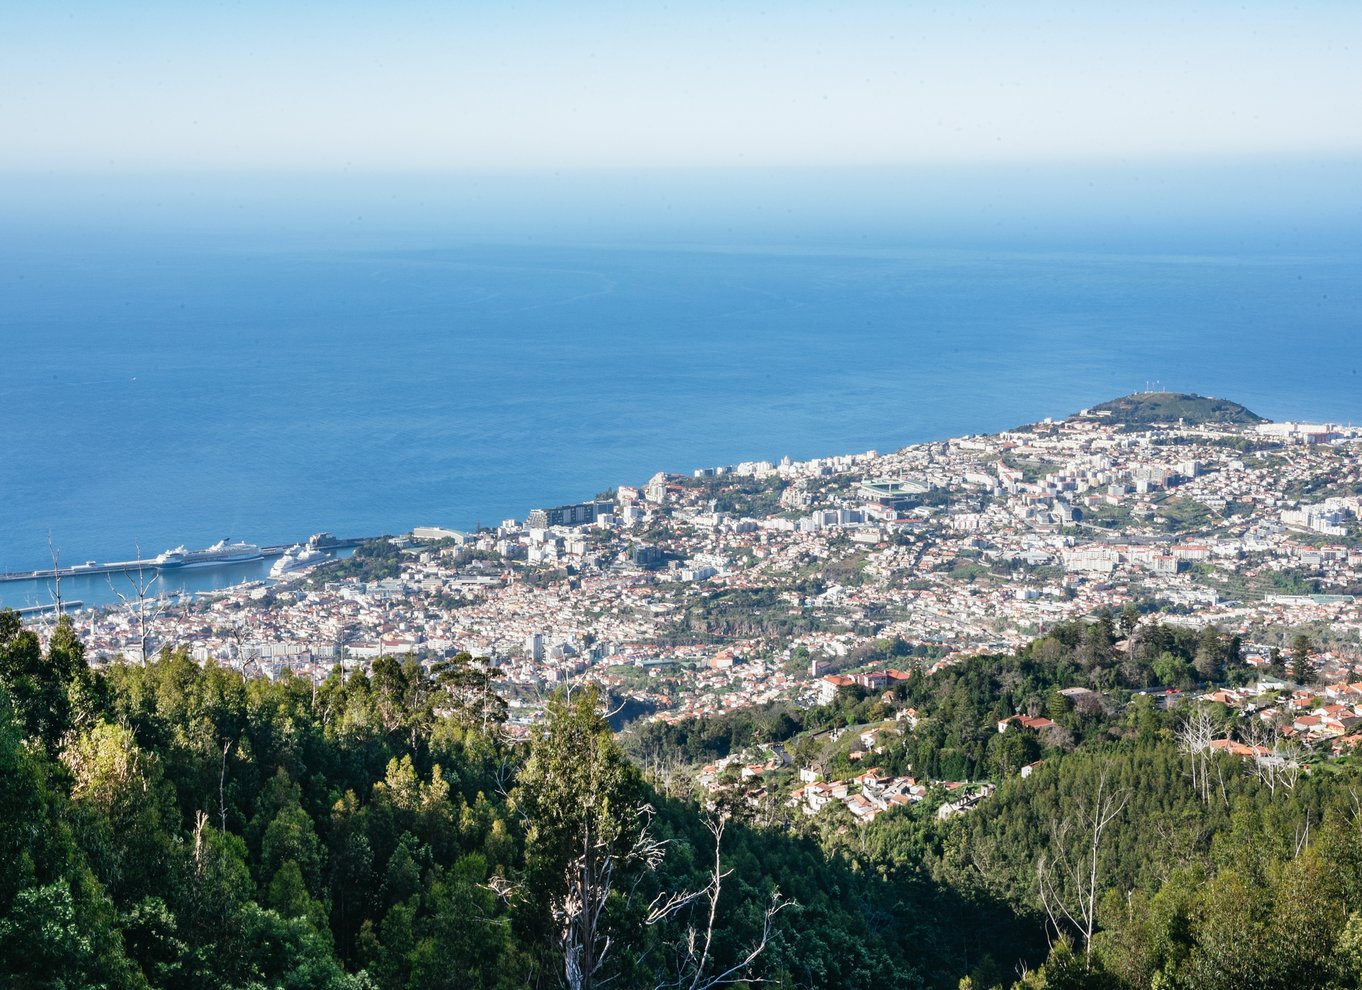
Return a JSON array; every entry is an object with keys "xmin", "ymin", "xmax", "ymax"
[{"xmin": 3, "ymin": 177, "xmax": 1361, "ymax": 606}]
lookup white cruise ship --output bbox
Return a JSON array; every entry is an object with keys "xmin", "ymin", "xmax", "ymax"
[
  {"xmin": 269, "ymin": 541, "xmax": 333, "ymax": 579},
  {"xmin": 154, "ymin": 539, "xmax": 263, "ymax": 568}
]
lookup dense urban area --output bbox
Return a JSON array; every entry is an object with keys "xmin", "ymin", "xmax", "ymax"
[
  {"xmin": 9, "ymin": 392, "xmax": 1362, "ymax": 990},
  {"xmin": 64, "ymin": 392, "xmax": 1362, "ymax": 741}
]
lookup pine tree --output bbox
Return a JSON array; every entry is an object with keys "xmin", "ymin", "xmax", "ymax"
[
  {"xmin": 1291, "ymin": 634, "xmax": 1315, "ymax": 685},
  {"xmin": 1194, "ymin": 627, "xmax": 1224, "ymax": 683}
]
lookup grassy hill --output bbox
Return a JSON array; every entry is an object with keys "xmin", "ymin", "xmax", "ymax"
[{"xmin": 1085, "ymin": 391, "xmax": 1265, "ymax": 426}]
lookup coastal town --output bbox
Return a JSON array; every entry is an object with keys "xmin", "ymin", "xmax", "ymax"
[{"xmin": 18, "ymin": 393, "xmax": 1362, "ymax": 816}]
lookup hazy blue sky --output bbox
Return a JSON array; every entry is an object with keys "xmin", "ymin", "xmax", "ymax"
[{"xmin": 3, "ymin": 1, "xmax": 1359, "ymax": 172}]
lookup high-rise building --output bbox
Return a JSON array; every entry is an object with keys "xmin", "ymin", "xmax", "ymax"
[{"xmin": 527, "ymin": 500, "xmax": 613, "ymax": 529}]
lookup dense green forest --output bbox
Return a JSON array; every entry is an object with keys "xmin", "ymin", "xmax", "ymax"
[
  {"xmin": 0, "ymin": 609, "xmax": 934, "ymax": 989},
  {"xmin": 6, "ymin": 605, "xmax": 1362, "ymax": 989}
]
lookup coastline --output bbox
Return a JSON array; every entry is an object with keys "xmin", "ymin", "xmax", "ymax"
[
  {"xmin": 7, "ymin": 236, "xmax": 1362, "ymax": 581},
  {"xmin": 13, "ymin": 395, "xmax": 1360, "ymax": 703},
  {"xmin": 4, "ymin": 392, "xmax": 1351, "ymax": 615}
]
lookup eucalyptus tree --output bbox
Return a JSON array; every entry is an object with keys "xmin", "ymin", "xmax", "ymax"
[{"xmin": 515, "ymin": 685, "xmax": 655, "ymax": 990}]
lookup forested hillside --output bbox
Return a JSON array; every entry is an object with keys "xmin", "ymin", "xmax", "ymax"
[
  {"xmin": 0, "ymin": 610, "xmax": 931, "ymax": 990},
  {"xmin": 1085, "ymin": 392, "xmax": 1265, "ymax": 426},
  {"xmin": 6, "ymin": 606, "xmax": 1362, "ymax": 989}
]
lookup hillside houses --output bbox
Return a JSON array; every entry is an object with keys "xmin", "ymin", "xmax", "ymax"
[
  {"xmin": 789, "ymin": 769, "xmax": 928, "ymax": 824},
  {"xmin": 37, "ymin": 400, "xmax": 1362, "ymax": 746}
]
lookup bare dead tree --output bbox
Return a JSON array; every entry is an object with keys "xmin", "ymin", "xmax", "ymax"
[
  {"xmin": 228, "ymin": 618, "xmax": 264, "ymax": 681},
  {"xmin": 1294, "ymin": 816, "xmax": 1313, "ymax": 858},
  {"xmin": 647, "ymin": 807, "xmax": 788, "ymax": 990},
  {"xmin": 531, "ymin": 802, "xmax": 788, "ymax": 990},
  {"xmin": 1243, "ymin": 717, "xmax": 1272, "ymax": 789},
  {"xmin": 556, "ymin": 803, "xmax": 671, "ymax": 990},
  {"xmin": 1177, "ymin": 705, "xmax": 1216, "ymax": 803},
  {"xmin": 192, "ymin": 809, "xmax": 209, "ymax": 868},
  {"xmin": 493, "ymin": 754, "xmax": 520, "ymax": 811},
  {"xmin": 479, "ymin": 659, "xmax": 499, "ymax": 737},
  {"xmin": 48, "ymin": 532, "xmax": 63, "ymax": 619},
  {"xmin": 108, "ymin": 546, "xmax": 166, "ymax": 664},
  {"xmin": 1037, "ymin": 771, "xmax": 1128, "ymax": 970},
  {"xmin": 641, "ymin": 742, "xmax": 684, "ymax": 800},
  {"xmin": 24, "ymin": 534, "xmax": 67, "ymax": 642},
  {"xmin": 218, "ymin": 739, "xmax": 233, "ymax": 832},
  {"xmin": 223, "ymin": 618, "xmax": 247, "ymax": 668},
  {"xmin": 1244, "ymin": 718, "xmax": 1305, "ymax": 795},
  {"xmin": 1273, "ymin": 739, "xmax": 1305, "ymax": 792}
]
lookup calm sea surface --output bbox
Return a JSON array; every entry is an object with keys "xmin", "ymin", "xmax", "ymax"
[{"xmin": 3, "ymin": 228, "xmax": 1361, "ymax": 606}]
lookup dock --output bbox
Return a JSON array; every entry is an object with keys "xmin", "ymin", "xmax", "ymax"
[
  {"xmin": 0, "ymin": 536, "xmax": 376, "ymax": 584},
  {"xmin": 14, "ymin": 601, "xmax": 85, "ymax": 617}
]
